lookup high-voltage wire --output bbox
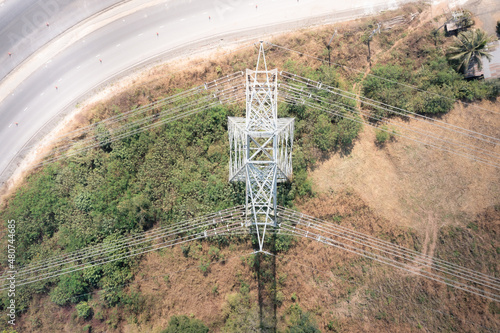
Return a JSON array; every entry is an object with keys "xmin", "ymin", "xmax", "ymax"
[
  {"xmin": 0, "ymin": 206, "xmax": 246, "ymax": 280},
  {"xmin": 278, "ymin": 79, "xmax": 500, "ymax": 162},
  {"xmin": 1, "ymin": 221, "xmax": 248, "ymax": 290},
  {"xmin": 266, "ymin": 42, "xmax": 500, "ymax": 115},
  {"xmin": 278, "ymin": 207, "xmax": 500, "ymax": 285},
  {"xmin": 277, "ymin": 208, "xmax": 500, "ymax": 302},
  {"xmin": 278, "ymin": 209, "xmax": 500, "ymax": 291},
  {"xmin": 20, "ymin": 71, "xmax": 246, "ymax": 155},
  {"xmin": 280, "ymin": 225, "xmax": 499, "ymax": 302},
  {"xmin": 10, "ymin": 206, "xmax": 245, "ymax": 271},
  {"xmin": 278, "ymin": 87, "xmax": 500, "ymax": 168},
  {"xmin": 280, "ymin": 72, "xmax": 500, "ymax": 146},
  {"xmin": 0, "ymin": 207, "xmax": 247, "ymax": 287},
  {"xmin": 279, "ymin": 85, "xmax": 500, "ymax": 167},
  {"xmin": 32, "ymin": 86, "xmax": 246, "ymax": 168},
  {"xmin": 280, "ymin": 82, "xmax": 500, "ymax": 163}
]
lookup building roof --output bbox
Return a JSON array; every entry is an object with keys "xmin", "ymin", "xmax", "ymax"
[
  {"xmin": 464, "ymin": 60, "xmax": 484, "ymax": 79},
  {"xmin": 482, "ymin": 41, "xmax": 500, "ymax": 80}
]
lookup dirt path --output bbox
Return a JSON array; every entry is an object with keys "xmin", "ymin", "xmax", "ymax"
[{"xmin": 406, "ymin": 211, "xmax": 438, "ymax": 275}]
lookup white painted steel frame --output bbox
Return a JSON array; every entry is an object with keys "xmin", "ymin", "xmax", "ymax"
[{"xmin": 228, "ymin": 42, "xmax": 294, "ymax": 251}]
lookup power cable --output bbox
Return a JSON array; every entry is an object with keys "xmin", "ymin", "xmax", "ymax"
[
  {"xmin": 280, "ymin": 82, "xmax": 500, "ymax": 163},
  {"xmin": 278, "ymin": 224, "xmax": 500, "ymax": 302},
  {"xmin": 280, "ymin": 71, "xmax": 500, "ymax": 146},
  {"xmin": 277, "ymin": 207, "xmax": 500, "ymax": 285},
  {"xmin": 279, "ymin": 89, "xmax": 500, "ymax": 168},
  {"xmin": 266, "ymin": 42, "xmax": 500, "ymax": 115}
]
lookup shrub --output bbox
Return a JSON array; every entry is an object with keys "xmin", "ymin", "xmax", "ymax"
[
  {"xmin": 222, "ymin": 292, "xmax": 259, "ymax": 332},
  {"xmin": 208, "ymin": 246, "xmax": 221, "ymax": 260},
  {"xmin": 50, "ymin": 272, "xmax": 89, "ymax": 306},
  {"xmin": 74, "ymin": 191, "xmax": 92, "ymax": 212},
  {"xmin": 161, "ymin": 315, "xmax": 209, "ymax": 333},
  {"xmin": 274, "ymin": 234, "xmax": 295, "ymax": 252},
  {"xmin": 275, "ymin": 291, "xmax": 285, "ymax": 307},
  {"xmin": 375, "ymin": 126, "xmax": 395, "ymax": 145},
  {"xmin": 199, "ymin": 256, "xmax": 210, "ymax": 274},
  {"xmin": 76, "ymin": 301, "xmax": 92, "ymax": 319},
  {"xmin": 286, "ymin": 304, "xmax": 320, "ymax": 333},
  {"xmin": 313, "ymin": 114, "xmax": 337, "ymax": 152}
]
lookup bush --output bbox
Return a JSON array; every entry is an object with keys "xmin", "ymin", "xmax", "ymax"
[
  {"xmin": 161, "ymin": 315, "xmax": 209, "ymax": 333},
  {"xmin": 74, "ymin": 191, "xmax": 92, "ymax": 212},
  {"xmin": 76, "ymin": 301, "xmax": 92, "ymax": 319},
  {"xmin": 313, "ymin": 114, "xmax": 337, "ymax": 152},
  {"xmin": 375, "ymin": 129, "xmax": 390, "ymax": 144},
  {"xmin": 50, "ymin": 272, "xmax": 89, "ymax": 306},
  {"xmin": 375, "ymin": 125, "xmax": 395, "ymax": 145},
  {"xmin": 275, "ymin": 291, "xmax": 285, "ymax": 307},
  {"xmin": 286, "ymin": 304, "xmax": 320, "ymax": 333},
  {"xmin": 222, "ymin": 292, "xmax": 259, "ymax": 332}
]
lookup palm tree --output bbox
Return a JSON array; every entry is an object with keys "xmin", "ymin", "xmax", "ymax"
[{"xmin": 446, "ymin": 29, "xmax": 493, "ymax": 74}]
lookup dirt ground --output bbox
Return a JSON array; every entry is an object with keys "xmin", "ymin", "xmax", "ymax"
[{"xmin": 309, "ymin": 99, "xmax": 500, "ymax": 232}]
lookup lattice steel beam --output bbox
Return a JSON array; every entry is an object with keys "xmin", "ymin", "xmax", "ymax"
[{"xmin": 228, "ymin": 42, "xmax": 294, "ymax": 251}]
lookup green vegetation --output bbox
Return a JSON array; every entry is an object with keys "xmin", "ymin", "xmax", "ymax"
[
  {"xmin": 285, "ymin": 304, "xmax": 320, "ymax": 333},
  {"xmin": 222, "ymin": 290, "xmax": 259, "ymax": 332},
  {"xmin": 161, "ymin": 315, "xmax": 209, "ymax": 333},
  {"xmin": 75, "ymin": 301, "xmax": 93, "ymax": 319},
  {"xmin": 363, "ymin": 26, "xmax": 499, "ymax": 121},
  {"xmin": 375, "ymin": 125, "xmax": 396, "ymax": 145},
  {"xmin": 446, "ymin": 29, "xmax": 493, "ymax": 73}
]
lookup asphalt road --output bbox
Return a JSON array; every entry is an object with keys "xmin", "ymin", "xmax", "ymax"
[
  {"xmin": 0, "ymin": 0, "xmax": 122, "ymax": 80},
  {"xmin": 0, "ymin": 0, "xmax": 415, "ymax": 186}
]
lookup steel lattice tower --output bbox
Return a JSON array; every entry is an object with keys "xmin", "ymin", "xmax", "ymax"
[{"xmin": 228, "ymin": 42, "xmax": 294, "ymax": 251}]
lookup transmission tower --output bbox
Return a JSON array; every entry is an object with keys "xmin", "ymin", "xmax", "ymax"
[{"xmin": 228, "ymin": 42, "xmax": 294, "ymax": 251}]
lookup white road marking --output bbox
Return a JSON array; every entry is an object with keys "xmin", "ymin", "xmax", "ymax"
[
  {"xmin": 77, "ymin": 65, "xmax": 81, "ymax": 69},
  {"xmin": 138, "ymin": 33, "xmax": 143, "ymax": 36},
  {"xmin": 159, "ymin": 25, "xmax": 164, "ymax": 28},
  {"xmin": 58, "ymin": 78, "xmax": 62, "ymax": 82},
  {"xmin": 46, "ymin": 59, "xmax": 52, "ymax": 64},
  {"xmin": 95, "ymin": 54, "xmax": 100, "ymax": 58},
  {"xmin": 8, "ymin": 123, "xmax": 12, "ymax": 128},
  {"xmin": 40, "ymin": 92, "xmax": 45, "ymax": 96},
  {"xmin": 180, "ymin": 18, "xmax": 185, "ymax": 21},
  {"xmin": 23, "ymin": 107, "xmax": 28, "ymax": 111},
  {"xmin": 116, "ymin": 44, "xmax": 121, "ymax": 47}
]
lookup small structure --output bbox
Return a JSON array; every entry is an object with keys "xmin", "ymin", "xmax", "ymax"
[
  {"xmin": 445, "ymin": 10, "xmax": 474, "ymax": 36},
  {"xmin": 464, "ymin": 61, "xmax": 484, "ymax": 79},
  {"xmin": 482, "ymin": 41, "xmax": 500, "ymax": 80}
]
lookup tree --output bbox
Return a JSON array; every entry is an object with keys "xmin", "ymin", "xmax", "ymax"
[{"xmin": 446, "ymin": 29, "xmax": 493, "ymax": 74}]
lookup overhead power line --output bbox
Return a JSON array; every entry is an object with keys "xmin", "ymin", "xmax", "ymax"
[
  {"xmin": 277, "ymin": 207, "xmax": 500, "ymax": 302},
  {"xmin": 0, "ymin": 206, "xmax": 249, "ymax": 289},
  {"xmin": 266, "ymin": 42, "xmax": 500, "ymax": 116},
  {"xmin": 278, "ymin": 83, "xmax": 500, "ymax": 169}
]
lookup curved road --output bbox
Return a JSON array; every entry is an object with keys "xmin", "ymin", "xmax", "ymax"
[{"xmin": 0, "ymin": 0, "xmax": 415, "ymax": 187}]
